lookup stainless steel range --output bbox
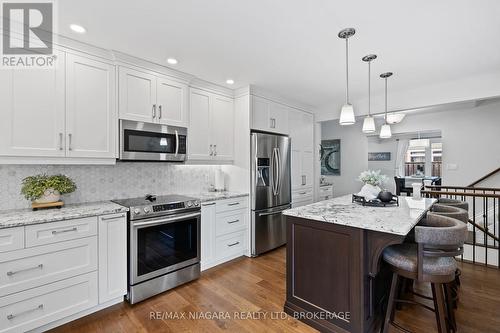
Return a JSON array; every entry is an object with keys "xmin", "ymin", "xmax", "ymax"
[{"xmin": 112, "ymin": 194, "xmax": 201, "ymax": 304}]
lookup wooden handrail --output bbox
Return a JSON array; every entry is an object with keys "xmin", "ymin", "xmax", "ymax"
[
  {"xmin": 469, "ymin": 219, "xmax": 500, "ymax": 243},
  {"xmin": 425, "ymin": 185, "xmax": 500, "ymax": 192},
  {"xmin": 421, "ymin": 190, "xmax": 500, "ymax": 199},
  {"xmin": 468, "ymin": 167, "xmax": 500, "ymax": 187}
]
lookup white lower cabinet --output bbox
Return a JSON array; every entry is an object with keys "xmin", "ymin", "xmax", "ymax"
[
  {"xmin": 0, "ymin": 272, "xmax": 98, "ymax": 333},
  {"xmin": 98, "ymin": 213, "xmax": 127, "ymax": 303},
  {"xmin": 201, "ymin": 197, "xmax": 248, "ymax": 271},
  {"xmin": 0, "ymin": 212, "xmax": 127, "ymax": 333}
]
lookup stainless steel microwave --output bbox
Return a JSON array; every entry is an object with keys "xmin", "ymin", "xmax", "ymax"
[{"xmin": 119, "ymin": 120, "xmax": 187, "ymax": 162}]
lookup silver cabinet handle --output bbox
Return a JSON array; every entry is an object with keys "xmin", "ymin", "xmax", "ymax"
[
  {"xmin": 58, "ymin": 133, "xmax": 63, "ymax": 150},
  {"xmin": 175, "ymin": 130, "xmax": 179, "ymax": 156},
  {"xmin": 152, "ymin": 104, "xmax": 156, "ymax": 119},
  {"xmin": 101, "ymin": 214, "xmax": 126, "ymax": 221},
  {"xmin": 158, "ymin": 105, "xmax": 162, "ymax": 119},
  {"xmin": 7, "ymin": 264, "xmax": 43, "ymax": 276},
  {"xmin": 299, "ymin": 192, "xmax": 307, "ymax": 195},
  {"xmin": 209, "ymin": 144, "xmax": 213, "ymax": 156},
  {"xmin": 213, "ymin": 144, "xmax": 217, "ymax": 156},
  {"xmin": 228, "ymin": 202, "xmax": 239, "ymax": 206},
  {"xmin": 227, "ymin": 241, "xmax": 240, "ymax": 247},
  {"xmin": 302, "ymin": 175, "xmax": 306, "ymax": 186},
  {"xmin": 68, "ymin": 133, "xmax": 72, "ymax": 151},
  {"xmin": 227, "ymin": 219, "xmax": 239, "ymax": 224},
  {"xmin": 52, "ymin": 227, "xmax": 77, "ymax": 235},
  {"xmin": 202, "ymin": 202, "xmax": 215, "ymax": 206},
  {"xmin": 7, "ymin": 304, "xmax": 43, "ymax": 320},
  {"xmin": 270, "ymin": 118, "xmax": 276, "ymax": 129}
]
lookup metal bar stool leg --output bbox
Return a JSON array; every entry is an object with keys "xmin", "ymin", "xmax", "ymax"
[{"xmin": 383, "ymin": 272, "xmax": 400, "ymax": 333}]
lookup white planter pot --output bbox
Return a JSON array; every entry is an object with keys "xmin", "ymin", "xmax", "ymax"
[
  {"xmin": 34, "ymin": 188, "xmax": 61, "ymax": 204},
  {"xmin": 357, "ymin": 184, "xmax": 382, "ymax": 201}
]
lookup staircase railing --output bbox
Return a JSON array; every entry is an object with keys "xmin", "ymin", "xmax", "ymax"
[
  {"xmin": 468, "ymin": 167, "xmax": 500, "ymax": 187},
  {"xmin": 422, "ymin": 185, "xmax": 500, "ymax": 267}
]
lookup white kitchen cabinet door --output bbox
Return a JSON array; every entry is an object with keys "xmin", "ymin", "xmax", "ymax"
[
  {"xmin": 301, "ymin": 151, "xmax": 314, "ymax": 188},
  {"xmin": 156, "ymin": 76, "xmax": 188, "ymax": 127},
  {"xmin": 291, "ymin": 149, "xmax": 302, "ymax": 190},
  {"xmin": 302, "ymin": 112, "xmax": 314, "ymax": 152},
  {"xmin": 251, "ymin": 95, "xmax": 271, "ymax": 131},
  {"xmin": 0, "ymin": 52, "xmax": 65, "ymax": 157},
  {"xmin": 289, "ymin": 108, "xmax": 313, "ymax": 152},
  {"xmin": 201, "ymin": 203, "xmax": 216, "ymax": 270},
  {"xmin": 211, "ymin": 94, "xmax": 234, "ymax": 161},
  {"xmin": 118, "ymin": 67, "xmax": 157, "ymax": 123},
  {"xmin": 269, "ymin": 102, "xmax": 289, "ymax": 134},
  {"xmin": 188, "ymin": 89, "xmax": 212, "ymax": 160},
  {"xmin": 66, "ymin": 54, "xmax": 116, "ymax": 158},
  {"xmin": 98, "ymin": 213, "xmax": 127, "ymax": 303}
]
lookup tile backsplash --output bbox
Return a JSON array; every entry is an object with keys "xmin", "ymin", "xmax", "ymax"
[{"xmin": 0, "ymin": 163, "xmax": 220, "ymax": 210}]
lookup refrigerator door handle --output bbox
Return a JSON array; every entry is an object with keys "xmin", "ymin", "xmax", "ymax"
[
  {"xmin": 272, "ymin": 148, "xmax": 279, "ymax": 196},
  {"xmin": 276, "ymin": 147, "xmax": 282, "ymax": 194}
]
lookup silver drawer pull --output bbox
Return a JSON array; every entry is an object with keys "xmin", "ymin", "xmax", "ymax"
[
  {"xmin": 227, "ymin": 241, "xmax": 240, "ymax": 247},
  {"xmin": 299, "ymin": 192, "xmax": 307, "ymax": 195},
  {"xmin": 7, "ymin": 264, "xmax": 43, "ymax": 276},
  {"xmin": 52, "ymin": 227, "xmax": 77, "ymax": 235},
  {"xmin": 101, "ymin": 214, "xmax": 126, "ymax": 221},
  {"xmin": 228, "ymin": 202, "xmax": 240, "ymax": 206},
  {"xmin": 227, "ymin": 219, "xmax": 239, "ymax": 224},
  {"xmin": 7, "ymin": 304, "xmax": 43, "ymax": 320}
]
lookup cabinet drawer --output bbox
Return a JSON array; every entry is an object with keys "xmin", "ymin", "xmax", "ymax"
[
  {"xmin": 292, "ymin": 188, "xmax": 313, "ymax": 202},
  {"xmin": 0, "ymin": 237, "xmax": 97, "ymax": 297},
  {"xmin": 319, "ymin": 186, "xmax": 333, "ymax": 195},
  {"xmin": 215, "ymin": 210, "xmax": 246, "ymax": 237},
  {"xmin": 0, "ymin": 228, "xmax": 24, "ymax": 253},
  {"xmin": 25, "ymin": 217, "xmax": 97, "ymax": 247},
  {"xmin": 0, "ymin": 271, "xmax": 98, "ymax": 333},
  {"xmin": 215, "ymin": 231, "xmax": 246, "ymax": 260},
  {"xmin": 215, "ymin": 197, "xmax": 248, "ymax": 213}
]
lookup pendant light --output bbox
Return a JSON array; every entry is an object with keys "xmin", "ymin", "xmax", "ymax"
[
  {"xmin": 361, "ymin": 54, "xmax": 377, "ymax": 133},
  {"xmin": 379, "ymin": 72, "xmax": 393, "ymax": 139},
  {"xmin": 338, "ymin": 28, "xmax": 356, "ymax": 125}
]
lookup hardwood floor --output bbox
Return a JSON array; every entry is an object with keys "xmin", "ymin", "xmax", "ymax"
[{"xmin": 50, "ymin": 247, "xmax": 500, "ymax": 333}]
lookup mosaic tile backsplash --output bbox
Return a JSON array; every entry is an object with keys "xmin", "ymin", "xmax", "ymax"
[{"xmin": 0, "ymin": 163, "xmax": 221, "ymax": 210}]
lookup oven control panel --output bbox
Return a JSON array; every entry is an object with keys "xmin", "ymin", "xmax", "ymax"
[{"xmin": 153, "ymin": 202, "xmax": 185, "ymax": 212}]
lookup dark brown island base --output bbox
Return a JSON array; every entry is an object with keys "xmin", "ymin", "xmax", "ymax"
[{"xmin": 282, "ymin": 195, "xmax": 436, "ymax": 333}]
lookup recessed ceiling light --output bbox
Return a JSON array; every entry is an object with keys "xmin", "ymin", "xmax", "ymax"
[
  {"xmin": 69, "ymin": 24, "xmax": 86, "ymax": 34},
  {"xmin": 226, "ymin": 79, "xmax": 234, "ymax": 85},
  {"xmin": 167, "ymin": 58, "xmax": 178, "ymax": 65}
]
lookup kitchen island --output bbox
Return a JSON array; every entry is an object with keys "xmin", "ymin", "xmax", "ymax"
[{"xmin": 282, "ymin": 195, "xmax": 436, "ymax": 333}]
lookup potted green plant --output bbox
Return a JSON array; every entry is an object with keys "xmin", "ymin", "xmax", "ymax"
[
  {"xmin": 21, "ymin": 174, "xmax": 77, "ymax": 204},
  {"xmin": 357, "ymin": 170, "xmax": 388, "ymax": 200}
]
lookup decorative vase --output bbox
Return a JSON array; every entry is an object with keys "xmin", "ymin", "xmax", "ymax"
[
  {"xmin": 34, "ymin": 188, "xmax": 61, "ymax": 204},
  {"xmin": 378, "ymin": 191, "xmax": 394, "ymax": 202},
  {"xmin": 357, "ymin": 184, "xmax": 382, "ymax": 201}
]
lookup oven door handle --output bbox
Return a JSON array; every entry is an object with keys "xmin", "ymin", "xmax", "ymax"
[
  {"xmin": 133, "ymin": 211, "xmax": 201, "ymax": 228},
  {"xmin": 175, "ymin": 130, "xmax": 179, "ymax": 156}
]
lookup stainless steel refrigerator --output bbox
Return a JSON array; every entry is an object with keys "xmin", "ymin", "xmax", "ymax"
[{"xmin": 251, "ymin": 131, "xmax": 291, "ymax": 256}]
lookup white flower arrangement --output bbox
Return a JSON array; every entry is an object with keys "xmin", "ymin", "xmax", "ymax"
[{"xmin": 358, "ymin": 170, "xmax": 388, "ymax": 187}]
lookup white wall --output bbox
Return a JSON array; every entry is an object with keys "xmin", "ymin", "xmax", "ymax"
[
  {"xmin": 367, "ymin": 138, "xmax": 398, "ymax": 193},
  {"xmin": 321, "ymin": 121, "xmax": 368, "ymax": 196},
  {"xmin": 320, "ymin": 100, "xmax": 500, "ymax": 196}
]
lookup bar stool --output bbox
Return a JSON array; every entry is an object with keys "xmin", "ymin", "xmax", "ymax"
[
  {"xmin": 382, "ymin": 213, "xmax": 467, "ymax": 333},
  {"xmin": 437, "ymin": 198, "xmax": 469, "ymax": 212}
]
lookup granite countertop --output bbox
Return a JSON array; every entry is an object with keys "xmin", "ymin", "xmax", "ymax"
[
  {"xmin": 0, "ymin": 201, "xmax": 128, "ymax": 229},
  {"xmin": 283, "ymin": 194, "xmax": 436, "ymax": 236},
  {"xmin": 190, "ymin": 191, "xmax": 249, "ymax": 203}
]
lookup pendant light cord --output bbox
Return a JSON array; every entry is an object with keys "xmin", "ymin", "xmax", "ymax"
[
  {"xmin": 384, "ymin": 78, "xmax": 388, "ymax": 124},
  {"xmin": 345, "ymin": 38, "xmax": 349, "ymax": 104},
  {"xmin": 368, "ymin": 61, "xmax": 371, "ymax": 116}
]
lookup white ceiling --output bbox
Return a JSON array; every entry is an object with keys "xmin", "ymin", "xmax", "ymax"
[{"xmin": 58, "ymin": 0, "xmax": 500, "ymax": 109}]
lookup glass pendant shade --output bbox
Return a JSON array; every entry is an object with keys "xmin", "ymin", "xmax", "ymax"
[
  {"xmin": 379, "ymin": 123, "xmax": 392, "ymax": 138},
  {"xmin": 339, "ymin": 103, "xmax": 355, "ymax": 125},
  {"xmin": 386, "ymin": 113, "xmax": 405, "ymax": 124},
  {"xmin": 362, "ymin": 116, "xmax": 376, "ymax": 133}
]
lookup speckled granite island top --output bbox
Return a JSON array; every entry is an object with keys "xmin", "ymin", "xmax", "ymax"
[
  {"xmin": 283, "ymin": 194, "xmax": 437, "ymax": 235},
  {"xmin": 0, "ymin": 201, "xmax": 128, "ymax": 229},
  {"xmin": 190, "ymin": 191, "xmax": 249, "ymax": 203}
]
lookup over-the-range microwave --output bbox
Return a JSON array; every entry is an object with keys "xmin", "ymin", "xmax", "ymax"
[{"xmin": 119, "ymin": 120, "xmax": 187, "ymax": 162}]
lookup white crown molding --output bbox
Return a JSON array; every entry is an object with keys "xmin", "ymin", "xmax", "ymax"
[
  {"xmin": 189, "ymin": 78, "xmax": 234, "ymax": 98},
  {"xmin": 246, "ymin": 85, "xmax": 316, "ymax": 114}
]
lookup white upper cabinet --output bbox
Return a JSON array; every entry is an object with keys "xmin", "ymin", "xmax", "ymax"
[
  {"xmin": 251, "ymin": 96, "xmax": 289, "ymax": 134},
  {"xmin": 0, "ymin": 51, "xmax": 65, "ymax": 157},
  {"xmin": 211, "ymin": 95, "xmax": 234, "ymax": 161},
  {"xmin": 66, "ymin": 53, "xmax": 116, "ymax": 158},
  {"xmin": 118, "ymin": 67, "xmax": 188, "ymax": 127},
  {"xmin": 189, "ymin": 89, "xmax": 212, "ymax": 160},
  {"xmin": 188, "ymin": 88, "xmax": 234, "ymax": 162},
  {"xmin": 156, "ymin": 76, "xmax": 188, "ymax": 127},
  {"xmin": 118, "ymin": 67, "xmax": 157, "ymax": 123}
]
